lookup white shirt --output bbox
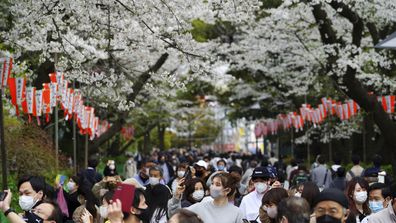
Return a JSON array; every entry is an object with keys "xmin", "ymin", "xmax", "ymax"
[{"xmin": 239, "ymin": 190, "xmax": 264, "ymax": 223}]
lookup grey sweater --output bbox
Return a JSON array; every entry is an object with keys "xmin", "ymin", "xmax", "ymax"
[{"xmin": 168, "ymin": 197, "xmax": 243, "ymax": 223}]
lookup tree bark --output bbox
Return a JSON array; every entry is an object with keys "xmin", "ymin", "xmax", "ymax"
[
  {"xmin": 311, "ymin": 1, "xmax": 396, "ymax": 176},
  {"xmin": 89, "ymin": 53, "xmax": 169, "ymax": 153},
  {"xmin": 158, "ymin": 124, "xmax": 166, "ymax": 151}
]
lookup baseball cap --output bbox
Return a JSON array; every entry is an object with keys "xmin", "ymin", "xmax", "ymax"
[
  {"xmin": 195, "ymin": 160, "xmax": 208, "ymax": 169},
  {"xmin": 251, "ymin": 167, "xmax": 272, "ymax": 179},
  {"xmin": 314, "ymin": 188, "xmax": 349, "ymax": 208}
]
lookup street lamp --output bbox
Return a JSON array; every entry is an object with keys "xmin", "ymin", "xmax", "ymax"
[{"xmin": 375, "ymin": 31, "xmax": 396, "ymax": 49}]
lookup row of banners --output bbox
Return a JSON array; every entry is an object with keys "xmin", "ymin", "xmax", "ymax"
[
  {"xmin": 254, "ymin": 96, "xmax": 395, "ymax": 138},
  {"xmin": 0, "ymin": 57, "xmax": 117, "ymax": 140}
]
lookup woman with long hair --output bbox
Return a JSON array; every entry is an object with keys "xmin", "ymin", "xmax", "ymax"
[
  {"xmin": 169, "ymin": 172, "xmax": 243, "ymax": 223},
  {"xmin": 148, "ymin": 184, "xmax": 172, "ymax": 223},
  {"xmin": 345, "ymin": 177, "xmax": 371, "ymax": 222},
  {"xmin": 259, "ymin": 188, "xmax": 289, "ymax": 223}
]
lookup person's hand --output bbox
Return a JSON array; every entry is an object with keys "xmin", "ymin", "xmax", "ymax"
[
  {"xmin": 0, "ymin": 190, "xmax": 12, "ymax": 212},
  {"xmin": 175, "ymin": 178, "xmax": 186, "ymax": 199},
  {"xmin": 190, "ymin": 166, "xmax": 196, "ymax": 177},
  {"xmin": 108, "ymin": 199, "xmax": 123, "ymax": 223},
  {"xmin": 81, "ymin": 208, "xmax": 93, "ymax": 223}
]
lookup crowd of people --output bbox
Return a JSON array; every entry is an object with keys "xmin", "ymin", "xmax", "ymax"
[{"xmin": 0, "ymin": 149, "xmax": 395, "ymax": 223}]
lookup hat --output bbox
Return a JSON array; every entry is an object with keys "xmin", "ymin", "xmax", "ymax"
[
  {"xmin": 363, "ymin": 168, "xmax": 379, "ymax": 177},
  {"xmin": 195, "ymin": 160, "xmax": 208, "ymax": 169},
  {"xmin": 314, "ymin": 188, "xmax": 349, "ymax": 208},
  {"xmin": 251, "ymin": 167, "xmax": 272, "ymax": 179}
]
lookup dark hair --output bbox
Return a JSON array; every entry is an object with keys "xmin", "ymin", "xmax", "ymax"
[
  {"xmin": 149, "ymin": 166, "xmax": 164, "ymax": 177},
  {"xmin": 103, "ymin": 165, "xmax": 118, "ymax": 177},
  {"xmin": 88, "ymin": 157, "xmax": 99, "ymax": 168},
  {"xmin": 369, "ymin": 183, "xmax": 390, "ymax": 199},
  {"xmin": 176, "ymin": 163, "xmax": 188, "ymax": 172},
  {"xmin": 184, "ymin": 178, "xmax": 208, "ymax": 204},
  {"xmin": 211, "ymin": 172, "xmax": 237, "ymax": 197},
  {"xmin": 271, "ymin": 152, "xmax": 275, "ymax": 157},
  {"xmin": 101, "ymin": 190, "xmax": 115, "ymax": 204},
  {"xmin": 372, "ymin": 154, "xmax": 382, "ymax": 167},
  {"xmin": 345, "ymin": 177, "xmax": 371, "ymax": 216},
  {"xmin": 77, "ymin": 185, "xmax": 99, "ymax": 217},
  {"xmin": 17, "ymin": 176, "xmax": 55, "ymax": 200},
  {"xmin": 262, "ymin": 188, "xmax": 289, "ymax": 206},
  {"xmin": 336, "ymin": 167, "xmax": 346, "ymax": 178},
  {"xmin": 148, "ymin": 184, "xmax": 172, "ymax": 222},
  {"xmin": 217, "ymin": 159, "xmax": 226, "ymax": 166},
  {"xmin": 228, "ymin": 165, "xmax": 243, "ymax": 176},
  {"xmin": 317, "ymin": 156, "xmax": 325, "ymax": 164},
  {"xmin": 71, "ymin": 175, "xmax": 83, "ymax": 187},
  {"xmin": 122, "ymin": 188, "xmax": 146, "ymax": 219},
  {"xmin": 351, "ymin": 155, "xmax": 360, "ymax": 165},
  {"xmin": 277, "ymin": 197, "xmax": 310, "ymax": 223},
  {"xmin": 333, "ymin": 156, "xmax": 341, "ymax": 165},
  {"xmin": 44, "ymin": 200, "xmax": 63, "ymax": 223},
  {"xmin": 301, "ymin": 182, "xmax": 320, "ymax": 210},
  {"xmin": 171, "ymin": 209, "xmax": 203, "ymax": 223}
]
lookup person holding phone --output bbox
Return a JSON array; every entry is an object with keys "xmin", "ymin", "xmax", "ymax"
[
  {"xmin": 107, "ymin": 188, "xmax": 149, "ymax": 223},
  {"xmin": 168, "ymin": 172, "xmax": 244, "ymax": 223},
  {"xmin": 169, "ymin": 164, "xmax": 189, "ymax": 194},
  {"xmin": 0, "ymin": 189, "xmax": 63, "ymax": 223}
]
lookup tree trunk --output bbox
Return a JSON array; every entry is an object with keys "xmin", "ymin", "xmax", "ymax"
[
  {"xmin": 158, "ymin": 124, "xmax": 166, "ymax": 151},
  {"xmin": 88, "ymin": 53, "xmax": 169, "ymax": 153},
  {"xmin": 311, "ymin": 1, "xmax": 396, "ymax": 176}
]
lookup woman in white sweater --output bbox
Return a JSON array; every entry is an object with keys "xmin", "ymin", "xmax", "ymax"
[{"xmin": 168, "ymin": 172, "xmax": 243, "ymax": 223}]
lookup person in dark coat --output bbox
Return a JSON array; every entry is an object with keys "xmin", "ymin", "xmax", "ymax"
[{"xmin": 329, "ymin": 167, "xmax": 347, "ymax": 192}]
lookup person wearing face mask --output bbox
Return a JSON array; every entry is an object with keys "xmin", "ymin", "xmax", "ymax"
[
  {"xmin": 106, "ymin": 188, "xmax": 150, "ymax": 223},
  {"xmin": 360, "ymin": 183, "xmax": 391, "ymax": 223},
  {"xmin": 193, "ymin": 160, "xmax": 210, "ymax": 182},
  {"xmin": 97, "ymin": 190, "xmax": 115, "ymax": 223},
  {"xmin": 72, "ymin": 185, "xmax": 100, "ymax": 223},
  {"xmin": 64, "ymin": 175, "xmax": 82, "ymax": 220},
  {"xmin": 168, "ymin": 172, "xmax": 244, "ymax": 223},
  {"xmin": 181, "ymin": 178, "xmax": 208, "ymax": 208},
  {"xmin": 365, "ymin": 183, "xmax": 396, "ymax": 223},
  {"xmin": 205, "ymin": 159, "xmax": 229, "ymax": 187},
  {"xmin": 157, "ymin": 154, "xmax": 174, "ymax": 185},
  {"xmin": 169, "ymin": 164, "xmax": 189, "ymax": 194},
  {"xmin": 0, "ymin": 190, "xmax": 63, "ymax": 223},
  {"xmin": 312, "ymin": 188, "xmax": 350, "ymax": 223},
  {"xmin": 134, "ymin": 162, "xmax": 152, "ymax": 186},
  {"xmin": 259, "ymin": 188, "xmax": 288, "ymax": 223},
  {"xmin": 239, "ymin": 167, "xmax": 272, "ymax": 222},
  {"xmin": 345, "ymin": 177, "xmax": 371, "ymax": 223},
  {"xmin": 17, "ymin": 176, "xmax": 55, "ymax": 214},
  {"xmin": 144, "ymin": 166, "xmax": 172, "ymax": 222}
]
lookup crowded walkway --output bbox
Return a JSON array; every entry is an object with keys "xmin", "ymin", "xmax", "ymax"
[{"xmin": 0, "ymin": 150, "xmax": 394, "ymax": 223}]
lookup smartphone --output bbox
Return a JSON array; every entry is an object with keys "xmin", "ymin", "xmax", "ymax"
[
  {"xmin": 113, "ymin": 183, "xmax": 136, "ymax": 213},
  {"xmin": 0, "ymin": 192, "xmax": 7, "ymax": 201}
]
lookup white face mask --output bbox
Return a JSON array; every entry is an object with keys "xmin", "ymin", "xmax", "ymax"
[
  {"xmin": 354, "ymin": 191, "xmax": 368, "ymax": 204},
  {"xmin": 177, "ymin": 171, "xmax": 185, "ymax": 178},
  {"xmin": 210, "ymin": 185, "xmax": 224, "ymax": 199},
  {"xmin": 255, "ymin": 182, "xmax": 268, "ymax": 194},
  {"xmin": 67, "ymin": 181, "xmax": 76, "ymax": 191},
  {"xmin": 294, "ymin": 192, "xmax": 302, "ymax": 197},
  {"xmin": 109, "ymin": 164, "xmax": 115, "ymax": 170},
  {"xmin": 99, "ymin": 205, "xmax": 108, "ymax": 218},
  {"xmin": 149, "ymin": 177, "xmax": 160, "ymax": 186},
  {"xmin": 267, "ymin": 206, "xmax": 278, "ymax": 219},
  {"xmin": 19, "ymin": 195, "xmax": 38, "ymax": 211},
  {"xmin": 192, "ymin": 190, "xmax": 205, "ymax": 201}
]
